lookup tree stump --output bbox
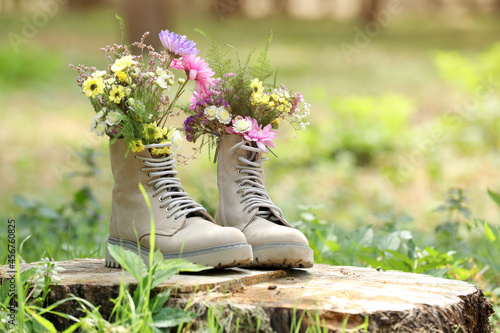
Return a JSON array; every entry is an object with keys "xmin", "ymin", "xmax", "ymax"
[{"xmin": 1, "ymin": 259, "xmax": 493, "ymax": 332}]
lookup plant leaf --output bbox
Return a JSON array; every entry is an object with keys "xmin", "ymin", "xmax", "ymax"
[
  {"xmin": 484, "ymin": 221, "xmax": 497, "ymax": 243},
  {"xmin": 152, "ymin": 307, "xmax": 196, "ymax": 328},
  {"xmin": 107, "ymin": 243, "xmax": 147, "ymax": 282},
  {"xmin": 488, "ymin": 188, "xmax": 500, "ymax": 207}
]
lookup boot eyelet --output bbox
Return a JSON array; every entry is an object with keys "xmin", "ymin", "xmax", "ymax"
[
  {"xmin": 147, "ymin": 172, "xmax": 152, "ymax": 177},
  {"xmin": 247, "ymin": 209, "xmax": 252, "ymax": 214},
  {"xmin": 166, "ymin": 207, "xmax": 172, "ymax": 212},
  {"xmin": 237, "ymin": 170, "xmax": 242, "ymax": 174},
  {"xmin": 173, "ymin": 215, "xmax": 180, "ymax": 221}
]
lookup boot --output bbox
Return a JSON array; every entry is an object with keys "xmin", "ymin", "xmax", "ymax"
[
  {"xmin": 105, "ymin": 139, "xmax": 253, "ymax": 268},
  {"xmin": 215, "ymin": 134, "xmax": 314, "ymax": 268}
]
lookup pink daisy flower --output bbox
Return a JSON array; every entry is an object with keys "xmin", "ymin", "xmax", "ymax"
[
  {"xmin": 243, "ymin": 119, "xmax": 278, "ymax": 151},
  {"xmin": 171, "ymin": 55, "xmax": 214, "ymax": 94}
]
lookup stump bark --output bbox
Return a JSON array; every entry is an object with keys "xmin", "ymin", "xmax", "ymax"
[{"xmin": 1, "ymin": 259, "xmax": 493, "ymax": 332}]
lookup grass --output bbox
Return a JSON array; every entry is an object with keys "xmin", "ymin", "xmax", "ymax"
[{"xmin": 1, "ymin": 4, "xmax": 500, "ymax": 331}]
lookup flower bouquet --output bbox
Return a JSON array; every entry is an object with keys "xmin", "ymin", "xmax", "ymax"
[
  {"xmin": 182, "ymin": 34, "xmax": 310, "ymax": 152},
  {"xmin": 180, "ymin": 34, "xmax": 315, "ymax": 268},
  {"xmin": 71, "ymin": 24, "xmax": 257, "ymax": 269},
  {"xmin": 71, "ymin": 26, "xmax": 214, "ymax": 155}
]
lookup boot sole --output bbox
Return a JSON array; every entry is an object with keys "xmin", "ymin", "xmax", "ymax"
[
  {"xmin": 105, "ymin": 237, "xmax": 253, "ymax": 269},
  {"xmin": 246, "ymin": 243, "xmax": 314, "ymax": 269}
]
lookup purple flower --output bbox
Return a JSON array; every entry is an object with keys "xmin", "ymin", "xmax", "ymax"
[
  {"xmin": 159, "ymin": 30, "xmax": 199, "ymax": 57},
  {"xmin": 184, "ymin": 116, "xmax": 197, "ymax": 142}
]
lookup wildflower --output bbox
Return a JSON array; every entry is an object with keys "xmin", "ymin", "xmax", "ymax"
[
  {"xmin": 183, "ymin": 116, "xmax": 197, "ymax": 142},
  {"xmin": 111, "ymin": 55, "xmax": 137, "ymax": 72},
  {"xmin": 215, "ymin": 107, "xmax": 231, "ymax": 124},
  {"xmin": 105, "ymin": 111, "xmax": 122, "ymax": 126},
  {"xmin": 250, "ymin": 78, "xmax": 264, "ymax": 94},
  {"xmin": 129, "ymin": 140, "xmax": 145, "ymax": 153},
  {"xmin": 142, "ymin": 123, "xmax": 162, "ymax": 142},
  {"xmin": 93, "ymin": 70, "xmax": 106, "ymax": 77},
  {"xmin": 90, "ymin": 114, "xmax": 100, "ymax": 132},
  {"xmin": 156, "ymin": 75, "xmax": 171, "ymax": 89},
  {"xmin": 171, "ymin": 55, "xmax": 214, "ymax": 94},
  {"xmin": 243, "ymin": 119, "xmax": 278, "ymax": 151},
  {"xmin": 115, "ymin": 71, "xmax": 128, "ymax": 83},
  {"xmin": 204, "ymin": 106, "xmax": 217, "ymax": 120},
  {"xmin": 95, "ymin": 121, "xmax": 107, "ymax": 137},
  {"xmin": 171, "ymin": 130, "xmax": 183, "ymax": 151},
  {"xmin": 82, "ymin": 76, "xmax": 105, "ymax": 98},
  {"xmin": 271, "ymin": 119, "xmax": 280, "ymax": 129},
  {"xmin": 159, "ymin": 30, "xmax": 199, "ymax": 57},
  {"xmin": 229, "ymin": 116, "xmax": 252, "ymax": 134},
  {"xmin": 109, "ymin": 85, "xmax": 126, "ymax": 104},
  {"xmin": 151, "ymin": 142, "xmax": 171, "ymax": 156}
]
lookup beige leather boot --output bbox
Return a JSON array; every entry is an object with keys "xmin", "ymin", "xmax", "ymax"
[
  {"xmin": 215, "ymin": 134, "xmax": 313, "ymax": 268},
  {"xmin": 105, "ymin": 139, "xmax": 253, "ymax": 268}
]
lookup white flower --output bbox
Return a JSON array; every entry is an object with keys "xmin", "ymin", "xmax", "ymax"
[
  {"xmin": 232, "ymin": 117, "xmax": 251, "ymax": 133},
  {"xmin": 156, "ymin": 67, "xmax": 166, "ymax": 76},
  {"xmin": 95, "ymin": 109, "xmax": 106, "ymax": 119},
  {"xmin": 156, "ymin": 75, "xmax": 170, "ymax": 89},
  {"xmin": 215, "ymin": 107, "xmax": 231, "ymax": 124},
  {"xmin": 204, "ymin": 106, "xmax": 217, "ymax": 120},
  {"xmin": 92, "ymin": 70, "xmax": 106, "ymax": 77},
  {"xmin": 106, "ymin": 78, "xmax": 115, "ymax": 85},
  {"xmin": 170, "ymin": 130, "xmax": 183, "ymax": 151},
  {"xmin": 105, "ymin": 111, "xmax": 122, "ymax": 126},
  {"xmin": 125, "ymin": 87, "xmax": 132, "ymax": 95},
  {"xmin": 90, "ymin": 115, "xmax": 99, "ymax": 132},
  {"xmin": 95, "ymin": 121, "xmax": 107, "ymax": 137}
]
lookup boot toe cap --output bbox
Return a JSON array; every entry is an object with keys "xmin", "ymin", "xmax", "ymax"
[{"xmin": 243, "ymin": 217, "xmax": 309, "ymax": 247}]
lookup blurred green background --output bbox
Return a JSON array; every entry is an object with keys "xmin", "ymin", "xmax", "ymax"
[
  {"xmin": 2, "ymin": 0, "xmax": 500, "ymax": 328},
  {"xmin": 2, "ymin": 0, "xmax": 500, "ymax": 229}
]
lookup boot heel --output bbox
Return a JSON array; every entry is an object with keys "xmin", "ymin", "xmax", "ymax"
[{"xmin": 105, "ymin": 242, "xmax": 121, "ymax": 268}]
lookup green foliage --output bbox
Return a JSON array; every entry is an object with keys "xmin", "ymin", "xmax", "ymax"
[
  {"xmin": 328, "ymin": 93, "xmax": 415, "ymax": 165},
  {"xmin": 434, "ymin": 44, "xmax": 500, "ymax": 151},
  {"xmin": 6, "ymin": 147, "xmax": 103, "ymax": 263},
  {"xmin": 102, "ymin": 243, "xmax": 207, "ymax": 332},
  {"xmin": 294, "ymin": 205, "xmax": 471, "ymax": 279},
  {"xmin": 0, "ymin": 48, "xmax": 61, "ymax": 89},
  {"xmin": 196, "ymin": 29, "xmax": 233, "ymax": 79}
]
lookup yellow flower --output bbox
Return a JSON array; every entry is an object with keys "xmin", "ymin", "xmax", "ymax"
[
  {"xmin": 111, "ymin": 55, "xmax": 136, "ymax": 72},
  {"xmin": 82, "ymin": 77, "xmax": 105, "ymax": 98},
  {"xmin": 109, "ymin": 85, "xmax": 126, "ymax": 104},
  {"xmin": 142, "ymin": 123, "xmax": 163, "ymax": 142},
  {"xmin": 250, "ymin": 78, "xmax": 263, "ymax": 94},
  {"xmin": 151, "ymin": 142, "xmax": 171, "ymax": 156},
  {"xmin": 115, "ymin": 71, "xmax": 128, "ymax": 83},
  {"xmin": 129, "ymin": 140, "xmax": 145, "ymax": 153},
  {"xmin": 271, "ymin": 119, "xmax": 280, "ymax": 129}
]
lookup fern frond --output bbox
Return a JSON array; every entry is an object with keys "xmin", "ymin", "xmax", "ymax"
[
  {"xmin": 196, "ymin": 29, "xmax": 232, "ymax": 77},
  {"xmin": 115, "ymin": 14, "xmax": 130, "ymax": 48},
  {"xmin": 249, "ymin": 32, "xmax": 274, "ymax": 83}
]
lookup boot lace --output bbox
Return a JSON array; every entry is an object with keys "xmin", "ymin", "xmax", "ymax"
[
  {"xmin": 136, "ymin": 143, "xmax": 206, "ymax": 221},
  {"xmin": 229, "ymin": 141, "xmax": 283, "ymax": 221}
]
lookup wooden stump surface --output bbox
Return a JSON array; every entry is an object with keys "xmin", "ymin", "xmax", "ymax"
[{"xmin": 1, "ymin": 258, "xmax": 494, "ymax": 332}]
